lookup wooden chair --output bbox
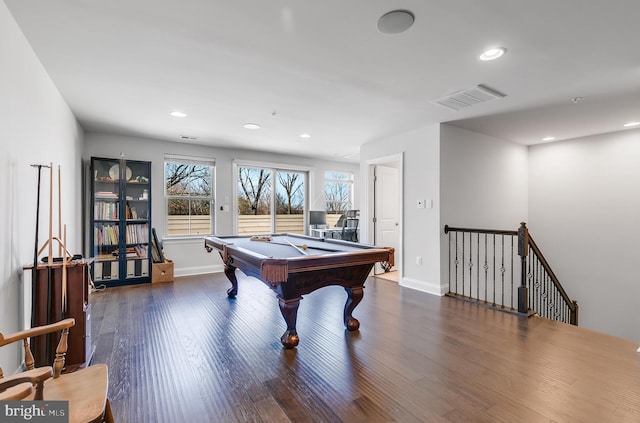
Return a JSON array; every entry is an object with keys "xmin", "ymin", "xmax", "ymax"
[
  {"xmin": 0, "ymin": 382, "xmax": 35, "ymax": 400},
  {"xmin": 0, "ymin": 318, "xmax": 114, "ymax": 423}
]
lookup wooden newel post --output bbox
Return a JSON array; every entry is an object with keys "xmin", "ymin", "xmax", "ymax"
[{"xmin": 517, "ymin": 222, "xmax": 529, "ymax": 314}]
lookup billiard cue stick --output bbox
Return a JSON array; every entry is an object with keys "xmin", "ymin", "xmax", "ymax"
[
  {"xmin": 249, "ymin": 237, "xmax": 343, "ymax": 253},
  {"xmin": 46, "ymin": 163, "xmax": 53, "ymax": 363},
  {"xmin": 62, "ymin": 225, "xmax": 68, "ymax": 315},
  {"xmin": 58, "ymin": 165, "xmax": 62, "ymax": 257},
  {"xmin": 284, "ymin": 239, "xmax": 309, "ymax": 255},
  {"xmin": 291, "ymin": 243, "xmax": 343, "ymax": 253},
  {"xmin": 30, "ymin": 164, "xmax": 50, "ymax": 328}
]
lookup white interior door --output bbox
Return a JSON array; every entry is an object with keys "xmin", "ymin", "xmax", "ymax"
[{"xmin": 374, "ymin": 164, "xmax": 399, "ymax": 274}]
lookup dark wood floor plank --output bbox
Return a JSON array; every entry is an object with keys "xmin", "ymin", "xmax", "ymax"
[{"xmin": 88, "ymin": 272, "xmax": 640, "ymax": 422}]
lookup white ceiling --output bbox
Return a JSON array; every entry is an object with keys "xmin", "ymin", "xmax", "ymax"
[{"xmin": 6, "ymin": 0, "xmax": 640, "ymax": 163}]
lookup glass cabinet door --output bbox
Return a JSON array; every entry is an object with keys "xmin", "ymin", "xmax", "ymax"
[
  {"xmin": 123, "ymin": 160, "xmax": 151, "ymax": 281},
  {"xmin": 90, "ymin": 157, "xmax": 151, "ymax": 286},
  {"xmin": 91, "ymin": 158, "xmax": 121, "ymax": 282}
]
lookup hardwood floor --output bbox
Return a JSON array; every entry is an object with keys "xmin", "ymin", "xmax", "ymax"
[{"xmin": 89, "ymin": 272, "xmax": 640, "ymax": 422}]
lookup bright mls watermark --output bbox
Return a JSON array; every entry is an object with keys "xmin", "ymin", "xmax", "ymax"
[{"xmin": 0, "ymin": 401, "xmax": 68, "ymax": 422}]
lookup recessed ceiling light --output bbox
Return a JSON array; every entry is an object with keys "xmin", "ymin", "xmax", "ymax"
[
  {"xmin": 480, "ymin": 47, "xmax": 506, "ymax": 61},
  {"xmin": 542, "ymin": 136, "xmax": 556, "ymax": 141},
  {"xmin": 299, "ymin": 133, "xmax": 311, "ymax": 139},
  {"xmin": 170, "ymin": 111, "xmax": 187, "ymax": 118},
  {"xmin": 377, "ymin": 10, "xmax": 415, "ymax": 34},
  {"xmin": 243, "ymin": 123, "xmax": 261, "ymax": 129},
  {"xmin": 623, "ymin": 121, "xmax": 640, "ymax": 127}
]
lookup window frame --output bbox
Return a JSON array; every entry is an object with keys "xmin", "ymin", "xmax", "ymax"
[
  {"xmin": 324, "ymin": 170, "xmax": 354, "ymax": 215},
  {"xmin": 233, "ymin": 159, "xmax": 311, "ymax": 235},
  {"xmin": 164, "ymin": 154, "xmax": 216, "ymax": 238}
]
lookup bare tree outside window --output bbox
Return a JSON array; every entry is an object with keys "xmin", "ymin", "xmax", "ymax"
[
  {"xmin": 236, "ymin": 165, "xmax": 307, "ymax": 235},
  {"xmin": 276, "ymin": 172, "xmax": 304, "ymax": 215},
  {"xmin": 165, "ymin": 159, "xmax": 214, "ymax": 236},
  {"xmin": 325, "ymin": 171, "xmax": 353, "ymax": 214},
  {"xmin": 238, "ymin": 167, "xmax": 271, "ymax": 215}
]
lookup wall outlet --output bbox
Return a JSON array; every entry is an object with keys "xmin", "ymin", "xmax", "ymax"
[{"xmin": 416, "ymin": 256, "xmax": 422, "ymax": 265}]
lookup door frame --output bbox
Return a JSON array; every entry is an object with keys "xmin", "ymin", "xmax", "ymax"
[{"xmin": 366, "ymin": 153, "xmax": 403, "ymax": 280}]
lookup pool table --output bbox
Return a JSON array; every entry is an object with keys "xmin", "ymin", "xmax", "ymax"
[{"xmin": 204, "ymin": 233, "xmax": 394, "ymax": 348}]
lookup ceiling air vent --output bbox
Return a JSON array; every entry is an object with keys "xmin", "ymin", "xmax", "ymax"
[{"xmin": 434, "ymin": 84, "xmax": 506, "ymax": 111}]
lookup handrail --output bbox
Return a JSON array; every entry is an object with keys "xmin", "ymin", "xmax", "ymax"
[
  {"xmin": 527, "ymin": 234, "xmax": 578, "ymax": 325},
  {"xmin": 444, "ymin": 224, "xmax": 517, "ymax": 236},
  {"xmin": 444, "ymin": 222, "xmax": 578, "ymax": 325}
]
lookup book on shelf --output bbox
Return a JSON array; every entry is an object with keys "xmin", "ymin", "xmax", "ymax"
[
  {"xmin": 134, "ymin": 245, "xmax": 148, "ymax": 258},
  {"xmin": 96, "ymin": 253, "xmax": 116, "ymax": 260},
  {"xmin": 126, "ymin": 258, "xmax": 149, "ymax": 277},
  {"xmin": 93, "ymin": 260, "xmax": 119, "ymax": 281},
  {"xmin": 125, "ymin": 223, "xmax": 148, "ymax": 244},
  {"xmin": 95, "ymin": 201, "xmax": 118, "ymax": 220},
  {"xmin": 95, "ymin": 191, "xmax": 118, "ymax": 199},
  {"xmin": 94, "ymin": 224, "xmax": 119, "ymax": 245}
]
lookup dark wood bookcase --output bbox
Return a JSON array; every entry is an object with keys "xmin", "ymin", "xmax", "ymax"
[{"xmin": 89, "ymin": 156, "xmax": 151, "ymax": 287}]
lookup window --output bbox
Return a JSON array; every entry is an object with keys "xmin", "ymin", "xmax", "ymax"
[
  {"xmin": 324, "ymin": 171, "xmax": 353, "ymax": 223},
  {"xmin": 165, "ymin": 155, "xmax": 214, "ymax": 236},
  {"xmin": 236, "ymin": 164, "xmax": 306, "ymax": 235}
]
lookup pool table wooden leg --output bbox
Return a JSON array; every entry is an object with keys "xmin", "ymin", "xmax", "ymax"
[
  {"xmin": 344, "ymin": 286, "xmax": 364, "ymax": 331},
  {"xmin": 224, "ymin": 265, "xmax": 238, "ymax": 297},
  {"xmin": 278, "ymin": 297, "xmax": 300, "ymax": 349}
]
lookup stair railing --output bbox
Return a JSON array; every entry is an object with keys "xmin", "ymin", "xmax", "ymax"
[{"xmin": 444, "ymin": 222, "xmax": 578, "ymax": 325}]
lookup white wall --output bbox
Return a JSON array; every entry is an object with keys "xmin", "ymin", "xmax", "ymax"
[
  {"xmin": 360, "ymin": 125, "xmax": 442, "ymax": 294},
  {"xmin": 439, "ymin": 124, "xmax": 528, "ymax": 299},
  {"xmin": 0, "ymin": 2, "xmax": 84, "ymax": 372},
  {"xmin": 440, "ymin": 124, "xmax": 529, "ymax": 229},
  {"xmin": 84, "ymin": 133, "xmax": 359, "ymax": 276},
  {"xmin": 440, "ymin": 125, "xmax": 528, "ymax": 298},
  {"xmin": 529, "ymin": 129, "xmax": 640, "ymax": 342}
]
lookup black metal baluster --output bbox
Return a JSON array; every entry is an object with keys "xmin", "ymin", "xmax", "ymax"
[
  {"xmin": 454, "ymin": 231, "xmax": 459, "ymax": 295},
  {"xmin": 500, "ymin": 235, "xmax": 505, "ymax": 309},
  {"xmin": 510, "ymin": 235, "xmax": 515, "ymax": 309},
  {"xmin": 467, "ymin": 232, "xmax": 474, "ymax": 299},
  {"xmin": 537, "ymin": 257, "xmax": 542, "ymax": 317},
  {"xmin": 448, "ymin": 230, "xmax": 452, "ymax": 293},
  {"xmin": 529, "ymin": 254, "xmax": 535, "ymax": 313},
  {"xmin": 544, "ymin": 270, "xmax": 549, "ymax": 319},
  {"xmin": 483, "ymin": 234, "xmax": 487, "ymax": 303},
  {"xmin": 462, "ymin": 231, "xmax": 466, "ymax": 297},
  {"xmin": 476, "ymin": 233, "xmax": 480, "ymax": 301},
  {"xmin": 492, "ymin": 234, "xmax": 496, "ymax": 306}
]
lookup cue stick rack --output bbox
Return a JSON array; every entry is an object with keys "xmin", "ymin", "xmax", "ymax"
[{"xmin": 27, "ymin": 162, "xmax": 92, "ymax": 370}]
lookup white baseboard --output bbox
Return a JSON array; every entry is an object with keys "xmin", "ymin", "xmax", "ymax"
[
  {"xmin": 400, "ymin": 277, "xmax": 447, "ymax": 296},
  {"xmin": 174, "ymin": 264, "xmax": 224, "ymax": 277}
]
